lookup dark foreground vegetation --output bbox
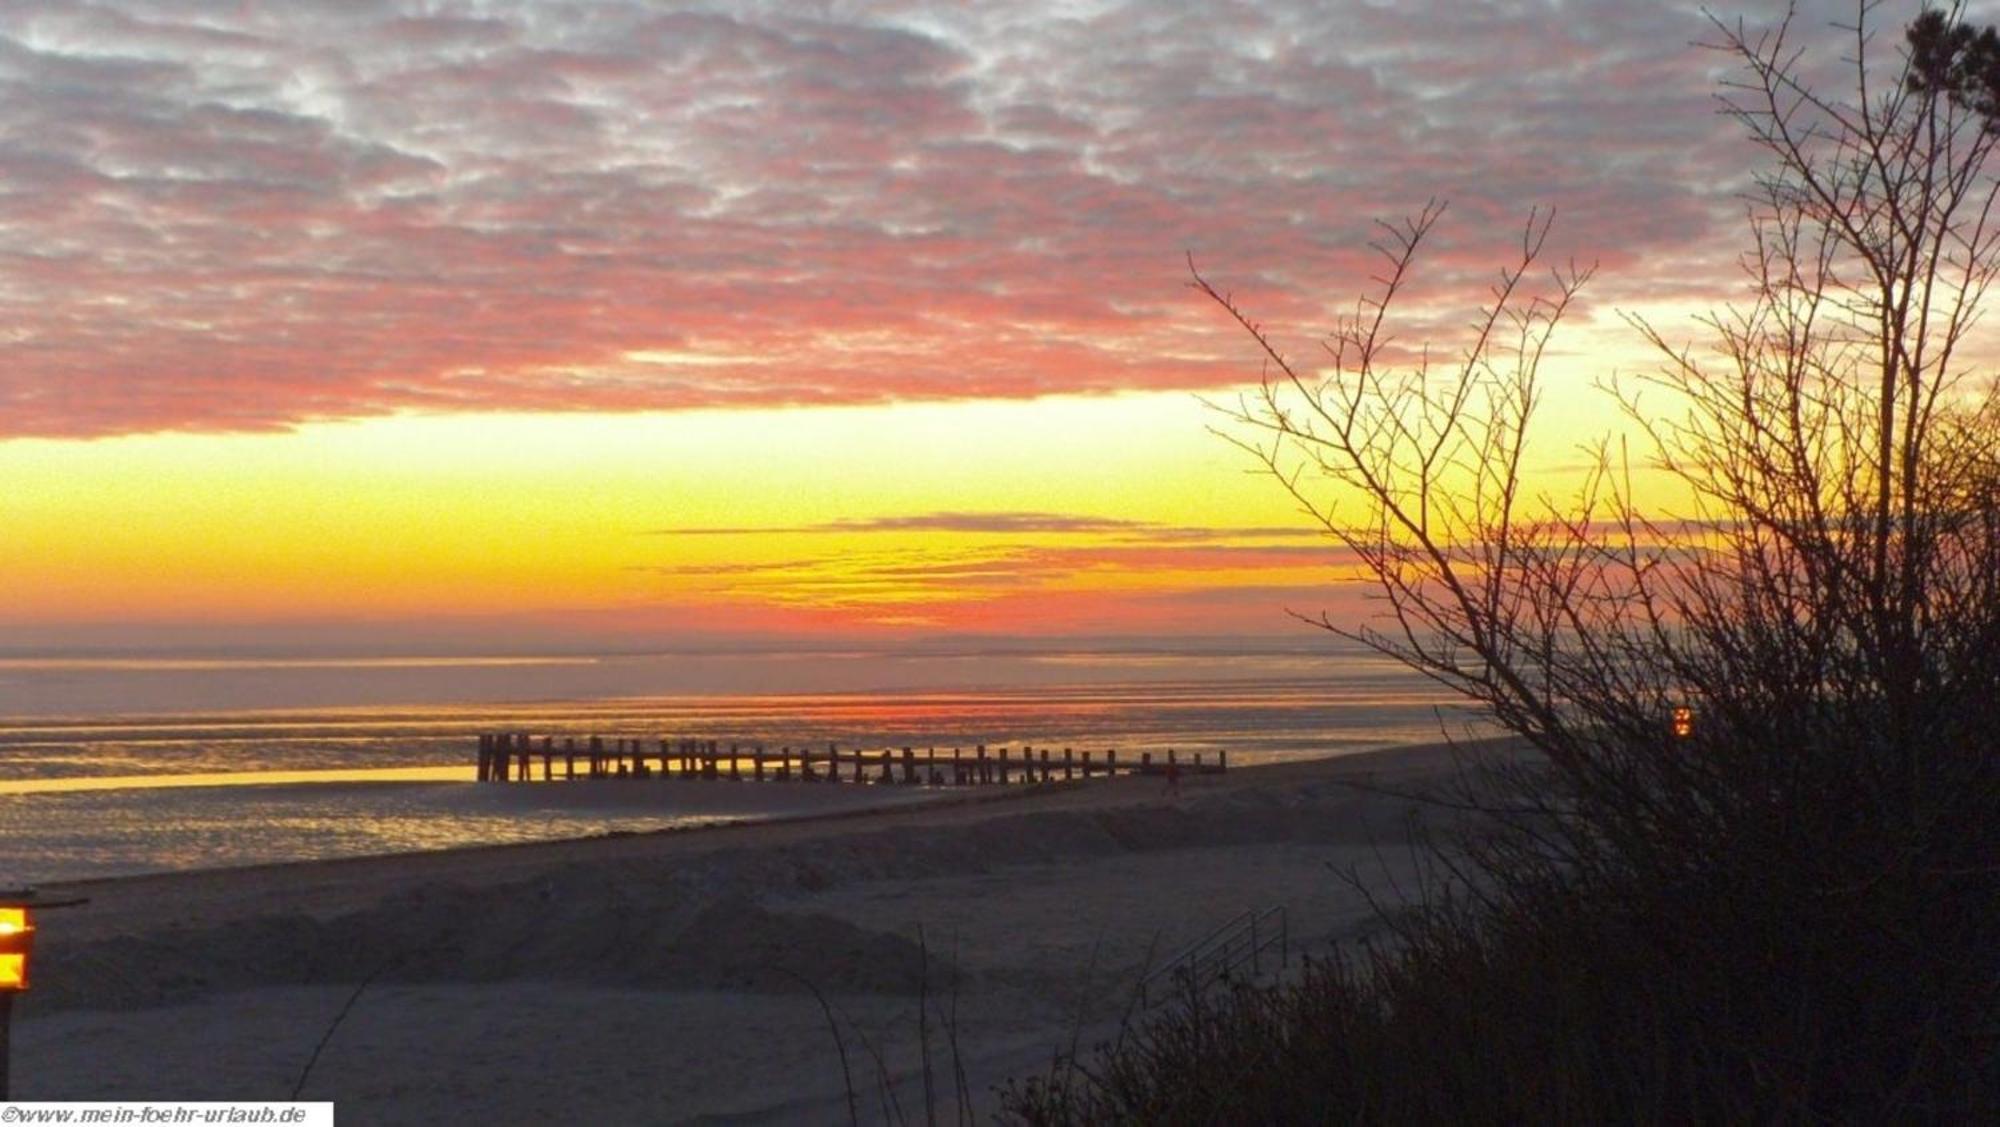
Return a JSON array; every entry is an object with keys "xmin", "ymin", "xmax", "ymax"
[
  {"xmin": 1003, "ymin": 725, "xmax": 1998, "ymax": 1121},
  {"xmin": 1005, "ymin": 5, "xmax": 2000, "ymax": 1121}
]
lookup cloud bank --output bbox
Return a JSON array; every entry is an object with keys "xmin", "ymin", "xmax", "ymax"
[{"xmin": 0, "ymin": 0, "xmax": 1805, "ymax": 437}]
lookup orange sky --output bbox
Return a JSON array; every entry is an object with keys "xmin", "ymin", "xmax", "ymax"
[{"xmin": 2, "ymin": 359, "xmax": 1666, "ymax": 652}]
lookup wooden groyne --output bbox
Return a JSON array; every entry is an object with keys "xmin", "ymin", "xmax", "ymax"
[{"xmin": 474, "ymin": 734, "xmax": 1226, "ymax": 786}]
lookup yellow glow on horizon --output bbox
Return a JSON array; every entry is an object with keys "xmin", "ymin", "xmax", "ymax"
[
  {"xmin": 1, "ymin": 368, "xmax": 1680, "ymax": 641},
  {"xmin": 2, "ymin": 392, "xmax": 1315, "ymax": 627}
]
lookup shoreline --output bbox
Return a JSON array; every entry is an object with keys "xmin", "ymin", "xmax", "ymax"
[{"xmin": 34, "ymin": 738, "xmax": 1496, "ymax": 929}]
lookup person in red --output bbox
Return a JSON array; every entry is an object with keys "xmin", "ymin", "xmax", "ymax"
[{"xmin": 1163, "ymin": 756, "xmax": 1182, "ymax": 799}]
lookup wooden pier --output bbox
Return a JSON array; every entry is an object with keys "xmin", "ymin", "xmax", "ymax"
[{"xmin": 473, "ymin": 734, "xmax": 1225, "ymax": 787}]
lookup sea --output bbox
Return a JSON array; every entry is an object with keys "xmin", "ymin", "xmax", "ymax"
[{"xmin": 0, "ymin": 644, "xmax": 1482, "ymax": 882}]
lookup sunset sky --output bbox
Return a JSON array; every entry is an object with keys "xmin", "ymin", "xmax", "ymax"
[{"xmin": 0, "ymin": 1, "xmax": 1849, "ymax": 654}]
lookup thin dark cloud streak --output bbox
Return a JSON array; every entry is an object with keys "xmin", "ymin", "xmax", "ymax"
[
  {"xmin": 0, "ymin": 0, "xmax": 1828, "ymax": 437},
  {"xmin": 648, "ymin": 510, "xmax": 1331, "ymax": 540}
]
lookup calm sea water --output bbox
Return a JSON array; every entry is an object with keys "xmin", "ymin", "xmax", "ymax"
[{"xmin": 0, "ymin": 646, "xmax": 1482, "ymax": 881}]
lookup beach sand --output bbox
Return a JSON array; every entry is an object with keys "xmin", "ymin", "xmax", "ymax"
[{"xmin": 10, "ymin": 738, "xmax": 1516, "ymax": 1125}]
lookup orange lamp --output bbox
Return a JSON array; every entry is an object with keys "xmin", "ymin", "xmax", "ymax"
[
  {"xmin": 1671, "ymin": 706, "xmax": 1695, "ymax": 740},
  {"xmin": 0, "ymin": 906, "xmax": 33, "ymax": 991}
]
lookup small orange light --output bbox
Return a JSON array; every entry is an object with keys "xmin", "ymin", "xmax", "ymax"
[
  {"xmin": 0, "ymin": 906, "xmax": 33, "ymax": 991},
  {"xmin": 1671, "ymin": 707, "xmax": 1695, "ymax": 739}
]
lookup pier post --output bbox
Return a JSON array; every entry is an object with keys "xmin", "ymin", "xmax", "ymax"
[
  {"xmin": 467, "ymin": 732, "xmax": 1172, "ymax": 787},
  {"xmin": 1219, "ymin": 749, "xmax": 1227, "ymax": 773}
]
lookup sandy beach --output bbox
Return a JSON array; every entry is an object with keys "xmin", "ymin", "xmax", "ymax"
[{"xmin": 10, "ymin": 739, "xmax": 1511, "ymax": 1125}]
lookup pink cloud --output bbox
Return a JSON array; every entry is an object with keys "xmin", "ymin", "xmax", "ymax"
[{"xmin": 0, "ymin": 0, "xmax": 1838, "ymax": 438}]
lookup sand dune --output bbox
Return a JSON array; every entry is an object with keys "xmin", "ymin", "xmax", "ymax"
[{"xmin": 11, "ymin": 738, "xmax": 1516, "ymax": 1124}]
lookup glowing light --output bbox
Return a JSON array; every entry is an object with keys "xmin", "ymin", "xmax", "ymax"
[
  {"xmin": 0, "ymin": 906, "xmax": 32, "ymax": 991},
  {"xmin": 1672, "ymin": 706, "xmax": 1695, "ymax": 739}
]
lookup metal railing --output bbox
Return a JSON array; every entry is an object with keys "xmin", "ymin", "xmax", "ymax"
[{"xmin": 1139, "ymin": 904, "xmax": 1288, "ymax": 1008}]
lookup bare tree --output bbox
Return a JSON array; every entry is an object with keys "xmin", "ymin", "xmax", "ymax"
[{"xmin": 1198, "ymin": 1, "xmax": 2000, "ymax": 1112}]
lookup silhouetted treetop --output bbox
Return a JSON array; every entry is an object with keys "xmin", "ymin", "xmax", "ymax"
[{"xmin": 1906, "ymin": 9, "xmax": 2000, "ymax": 125}]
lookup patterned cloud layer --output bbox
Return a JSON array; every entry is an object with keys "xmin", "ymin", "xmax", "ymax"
[{"xmin": 2, "ymin": 0, "xmax": 1807, "ymax": 437}]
